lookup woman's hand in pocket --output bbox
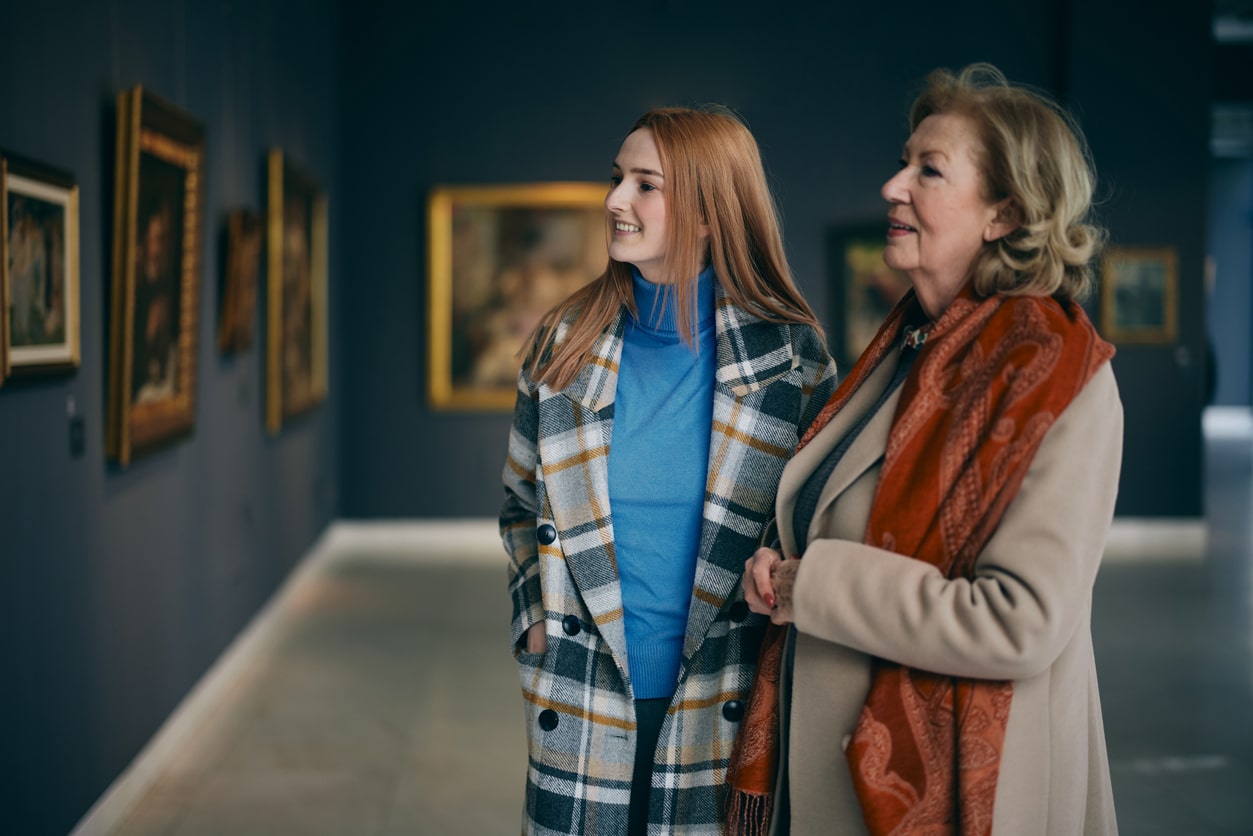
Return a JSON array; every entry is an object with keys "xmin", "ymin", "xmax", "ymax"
[{"xmin": 525, "ymin": 623, "xmax": 547, "ymax": 655}]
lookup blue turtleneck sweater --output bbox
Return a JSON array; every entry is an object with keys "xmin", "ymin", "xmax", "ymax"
[{"xmin": 608, "ymin": 265, "xmax": 717, "ymax": 700}]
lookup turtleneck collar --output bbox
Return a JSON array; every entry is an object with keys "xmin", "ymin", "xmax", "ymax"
[{"xmin": 630, "ymin": 263, "xmax": 717, "ymax": 336}]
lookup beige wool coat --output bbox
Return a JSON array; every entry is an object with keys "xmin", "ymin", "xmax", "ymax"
[{"xmin": 770, "ymin": 344, "xmax": 1123, "ymax": 836}]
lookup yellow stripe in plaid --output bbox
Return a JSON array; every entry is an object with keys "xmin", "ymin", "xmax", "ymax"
[{"xmin": 521, "ymin": 688, "xmax": 638, "ymax": 731}]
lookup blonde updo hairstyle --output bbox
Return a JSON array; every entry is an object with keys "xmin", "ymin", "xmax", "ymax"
[{"xmin": 910, "ymin": 63, "xmax": 1105, "ymax": 302}]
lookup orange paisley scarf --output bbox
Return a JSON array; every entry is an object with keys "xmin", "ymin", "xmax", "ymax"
[{"xmin": 726, "ymin": 283, "xmax": 1113, "ymax": 835}]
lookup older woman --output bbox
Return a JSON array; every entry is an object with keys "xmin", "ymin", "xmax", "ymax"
[{"xmin": 727, "ymin": 64, "xmax": 1122, "ymax": 835}]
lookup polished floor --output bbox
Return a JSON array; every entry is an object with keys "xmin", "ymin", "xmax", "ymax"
[{"xmin": 74, "ymin": 422, "xmax": 1253, "ymax": 836}]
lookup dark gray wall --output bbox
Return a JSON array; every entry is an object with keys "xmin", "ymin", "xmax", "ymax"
[
  {"xmin": 1208, "ymin": 160, "xmax": 1253, "ymax": 406},
  {"xmin": 1067, "ymin": 2, "xmax": 1212, "ymax": 515},
  {"xmin": 340, "ymin": 0, "xmax": 1212, "ymax": 519},
  {"xmin": 0, "ymin": 1, "xmax": 341, "ymax": 833}
]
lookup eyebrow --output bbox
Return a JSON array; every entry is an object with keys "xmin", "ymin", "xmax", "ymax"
[
  {"xmin": 611, "ymin": 161, "xmax": 665, "ymax": 178},
  {"xmin": 902, "ymin": 142, "xmax": 949, "ymax": 161}
]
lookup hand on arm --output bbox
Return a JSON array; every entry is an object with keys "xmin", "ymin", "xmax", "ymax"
[{"xmin": 743, "ymin": 546, "xmax": 800, "ymax": 625}]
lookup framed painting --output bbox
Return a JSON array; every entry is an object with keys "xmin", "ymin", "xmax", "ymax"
[
  {"xmin": 1, "ymin": 151, "xmax": 80, "ymax": 381},
  {"xmin": 826, "ymin": 223, "xmax": 911, "ymax": 368},
  {"xmin": 106, "ymin": 86, "xmax": 205, "ymax": 466},
  {"xmin": 1100, "ymin": 246, "xmax": 1177, "ymax": 344},
  {"xmin": 427, "ymin": 182, "xmax": 607, "ymax": 410},
  {"xmin": 266, "ymin": 149, "xmax": 327, "ymax": 434},
  {"xmin": 218, "ymin": 208, "xmax": 262, "ymax": 354}
]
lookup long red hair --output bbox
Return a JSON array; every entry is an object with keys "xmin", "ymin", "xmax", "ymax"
[{"xmin": 526, "ymin": 105, "xmax": 823, "ymax": 390}]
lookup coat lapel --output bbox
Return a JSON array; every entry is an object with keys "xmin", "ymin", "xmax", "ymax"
[
  {"xmin": 553, "ymin": 310, "xmax": 624, "ymax": 415},
  {"xmin": 539, "ymin": 310, "xmax": 633, "ymax": 682},
  {"xmin": 682, "ymin": 293, "xmax": 799, "ymax": 661},
  {"xmin": 777, "ymin": 348, "xmax": 902, "ymax": 557}
]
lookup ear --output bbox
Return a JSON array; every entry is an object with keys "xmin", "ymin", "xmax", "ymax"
[
  {"xmin": 983, "ymin": 199, "xmax": 1020, "ymax": 243},
  {"xmin": 697, "ymin": 219, "xmax": 711, "ymax": 240}
]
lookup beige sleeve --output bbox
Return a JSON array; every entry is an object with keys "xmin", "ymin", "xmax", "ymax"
[{"xmin": 792, "ymin": 363, "xmax": 1123, "ymax": 680}]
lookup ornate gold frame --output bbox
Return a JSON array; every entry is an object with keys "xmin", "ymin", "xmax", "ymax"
[
  {"xmin": 1100, "ymin": 246, "xmax": 1178, "ymax": 345},
  {"xmin": 266, "ymin": 149, "xmax": 328, "ymax": 434},
  {"xmin": 426, "ymin": 182, "xmax": 607, "ymax": 410},
  {"xmin": 106, "ymin": 86, "xmax": 205, "ymax": 466}
]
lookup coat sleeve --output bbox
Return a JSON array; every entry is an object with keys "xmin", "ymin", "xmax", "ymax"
[
  {"xmin": 792, "ymin": 363, "xmax": 1123, "ymax": 681},
  {"xmin": 500, "ymin": 367, "xmax": 544, "ymax": 655},
  {"xmin": 794, "ymin": 325, "xmax": 839, "ymax": 439}
]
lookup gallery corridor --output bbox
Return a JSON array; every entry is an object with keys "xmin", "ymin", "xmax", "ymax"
[{"xmin": 72, "ymin": 416, "xmax": 1253, "ymax": 836}]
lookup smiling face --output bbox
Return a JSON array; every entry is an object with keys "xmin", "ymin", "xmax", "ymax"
[
  {"xmin": 881, "ymin": 112, "xmax": 1012, "ymax": 318},
  {"xmin": 606, "ymin": 128, "xmax": 671, "ymax": 283}
]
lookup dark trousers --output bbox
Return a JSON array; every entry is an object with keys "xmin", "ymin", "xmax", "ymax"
[{"xmin": 628, "ymin": 697, "xmax": 670, "ymax": 836}]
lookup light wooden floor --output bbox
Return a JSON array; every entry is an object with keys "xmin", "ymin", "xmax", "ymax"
[{"xmin": 72, "ymin": 416, "xmax": 1253, "ymax": 835}]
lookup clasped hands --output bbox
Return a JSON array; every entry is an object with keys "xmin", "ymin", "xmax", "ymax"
[{"xmin": 742, "ymin": 546, "xmax": 799, "ymax": 625}]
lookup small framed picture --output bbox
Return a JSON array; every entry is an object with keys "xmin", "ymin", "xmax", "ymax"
[
  {"xmin": 426, "ymin": 182, "xmax": 607, "ymax": 410},
  {"xmin": 826, "ymin": 223, "xmax": 911, "ymax": 368},
  {"xmin": 106, "ymin": 86, "xmax": 205, "ymax": 465},
  {"xmin": 218, "ymin": 209, "xmax": 263, "ymax": 354},
  {"xmin": 1, "ymin": 151, "xmax": 80, "ymax": 381},
  {"xmin": 266, "ymin": 149, "xmax": 327, "ymax": 434},
  {"xmin": 1100, "ymin": 247, "xmax": 1177, "ymax": 344}
]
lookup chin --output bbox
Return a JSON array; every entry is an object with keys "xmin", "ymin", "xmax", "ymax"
[{"xmin": 883, "ymin": 254, "xmax": 912, "ymax": 274}]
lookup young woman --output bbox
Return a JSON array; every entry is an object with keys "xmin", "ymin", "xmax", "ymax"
[{"xmin": 500, "ymin": 105, "xmax": 837, "ymax": 835}]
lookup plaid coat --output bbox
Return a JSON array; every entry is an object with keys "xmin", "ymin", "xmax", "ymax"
[{"xmin": 501, "ymin": 283, "xmax": 837, "ymax": 835}]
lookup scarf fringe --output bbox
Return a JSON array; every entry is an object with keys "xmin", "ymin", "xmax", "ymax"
[{"xmin": 725, "ymin": 789, "xmax": 773, "ymax": 836}]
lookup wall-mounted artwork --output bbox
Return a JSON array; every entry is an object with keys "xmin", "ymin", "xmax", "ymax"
[
  {"xmin": 826, "ymin": 223, "xmax": 911, "ymax": 368},
  {"xmin": 266, "ymin": 149, "xmax": 327, "ymax": 434},
  {"xmin": 426, "ymin": 182, "xmax": 606, "ymax": 410},
  {"xmin": 218, "ymin": 209, "xmax": 262, "ymax": 354},
  {"xmin": 1, "ymin": 151, "xmax": 80, "ymax": 382},
  {"xmin": 106, "ymin": 86, "xmax": 205, "ymax": 466},
  {"xmin": 1100, "ymin": 246, "xmax": 1178, "ymax": 344}
]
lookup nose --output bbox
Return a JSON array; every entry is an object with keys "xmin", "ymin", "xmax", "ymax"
[
  {"xmin": 605, "ymin": 181, "xmax": 627, "ymax": 214},
  {"xmin": 881, "ymin": 168, "xmax": 908, "ymax": 204}
]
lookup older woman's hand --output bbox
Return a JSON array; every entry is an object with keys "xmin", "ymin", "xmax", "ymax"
[{"xmin": 743, "ymin": 547, "xmax": 799, "ymax": 625}]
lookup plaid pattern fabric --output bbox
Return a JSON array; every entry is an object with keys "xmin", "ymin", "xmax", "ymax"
[{"xmin": 502, "ymin": 284, "xmax": 836, "ymax": 835}]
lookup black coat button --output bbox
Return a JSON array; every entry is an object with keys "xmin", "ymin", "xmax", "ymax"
[
  {"xmin": 562, "ymin": 615, "xmax": 582, "ymax": 636},
  {"xmin": 722, "ymin": 700, "xmax": 744, "ymax": 722},
  {"xmin": 729, "ymin": 600, "xmax": 750, "ymax": 623},
  {"xmin": 537, "ymin": 524, "xmax": 557, "ymax": 545},
  {"xmin": 538, "ymin": 709, "xmax": 559, "ymax": 731}
]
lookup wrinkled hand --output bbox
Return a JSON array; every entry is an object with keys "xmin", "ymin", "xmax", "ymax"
[
  {"xmin": 743, "ymin": 547, "xmax": 799, "ymax": 625},
  {"xmin": 525, "ymin": 623, "xmax": 547, "ymax": 654}
]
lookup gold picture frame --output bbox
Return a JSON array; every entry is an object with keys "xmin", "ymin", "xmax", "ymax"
[
  {"xmin": 106, "ymin": 86, "xmax": 205, "ymax": 465},
  {"xmin": 1100, "ymin": 246, "xmax": 1178, "ymax": 344},
  {"xmin": 426, "ymin": 182, "xmax": 607, "ymax": 410},
  {"xmin": 266, "ymin": 149, "xmax": 327, "ymax": 434},
  {"xmin": 1, "ymin": 151, "xmax": 80, "ymax": 382}
]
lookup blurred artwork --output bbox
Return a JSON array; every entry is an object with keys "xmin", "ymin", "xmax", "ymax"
[
  {"xmin": 265, "ymin": 149, "xmax": 327, "ymax": 434},
  {"xmin": 1, "ymin": 153, "xmax": 80, "ymax": 379},
  {"xmin": 828, "ymin": 225, "xmax": 911, "ymax": 367},
  {"xmin": 427, "ymin": 183, "xmax": 606, "ymax": 410},
  {"xmin": 1101, "ymin": 247, "xmax": 1177, "ymax": 344},
  {"xmin": 218, "ymin": 209, "xmax": 262, "ymax": 354},
  {"xmin": 106, "ymin": 86, "xmax": 204, "ymax": 465}
]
